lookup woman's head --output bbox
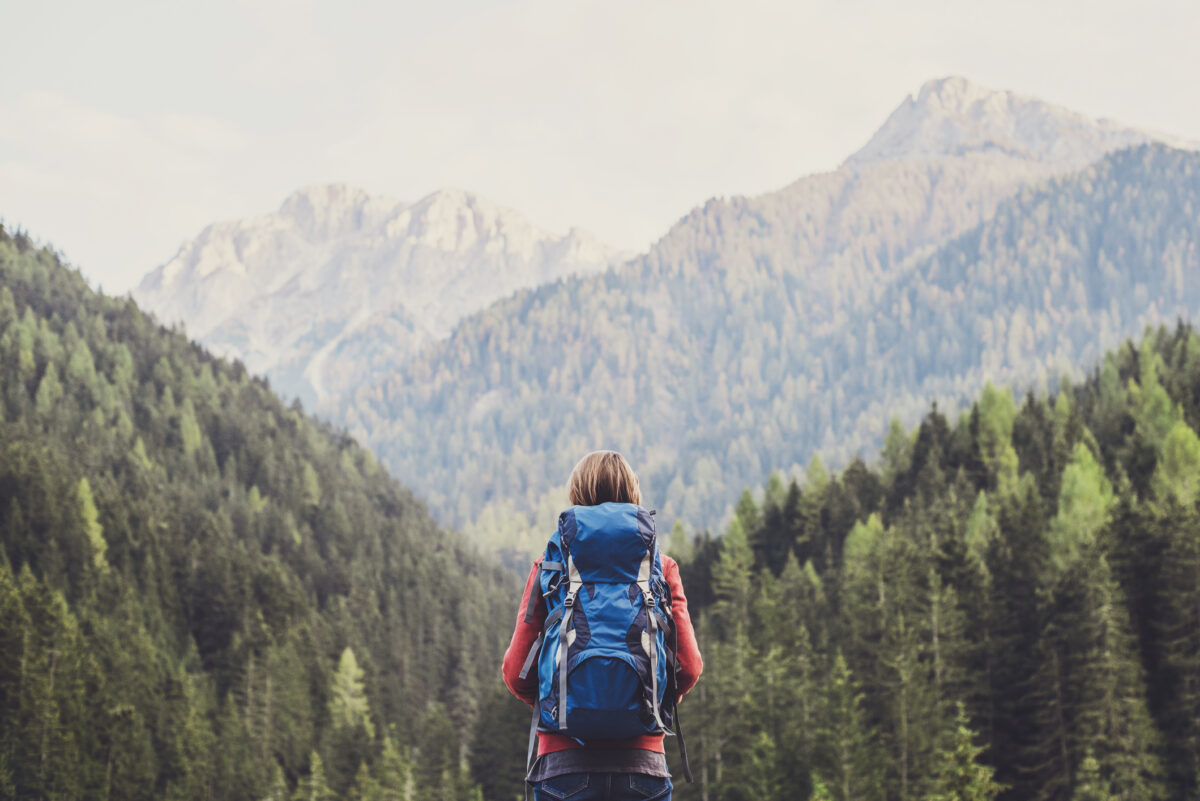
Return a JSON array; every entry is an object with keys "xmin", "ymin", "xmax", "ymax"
[{"xmin": 568, "ymin": 450, "xmax": 642, "ymax": 507}]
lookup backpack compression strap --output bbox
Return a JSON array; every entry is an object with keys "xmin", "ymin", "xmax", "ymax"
[
  {"xmin": 557, "ymin": 555, "xmax": 581, "ymax": 731},
  {"xmin": 637, "ymin": 550, "xmax": 668, "ymax": 731}
]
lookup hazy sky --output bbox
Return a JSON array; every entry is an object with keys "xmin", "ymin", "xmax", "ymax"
[{"xmin": 3, "ymin": 0, "xmax": 1199, "ymax": 292}]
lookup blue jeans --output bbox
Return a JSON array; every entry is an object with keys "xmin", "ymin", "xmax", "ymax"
[{"xmin": 534, "ymin": 772, "xmax": 672, "ymax": 800}]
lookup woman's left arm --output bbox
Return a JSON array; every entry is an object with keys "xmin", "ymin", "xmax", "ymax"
[{"xmin": 662, "ymin": 555, "xmax": 703, "ymax": 700}]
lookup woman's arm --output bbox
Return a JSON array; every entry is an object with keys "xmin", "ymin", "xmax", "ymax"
[
  {"xmin": 501, "ymin": 557, "xmax": 545, "ymax": 705},
  {"xmin": 662, "ymin": 555, "xmax": 703, "ymax": 700}
]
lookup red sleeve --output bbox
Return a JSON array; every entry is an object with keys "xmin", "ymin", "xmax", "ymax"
[
  {"xmin": 502, "ymin": 557, "xmax": 544, "ymax": 705},
  {"xmin": 663, "ymin": 555, "xmax": 703, "ymax": 701}
]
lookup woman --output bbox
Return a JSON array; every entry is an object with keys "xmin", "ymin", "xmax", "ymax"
[{"xmin": 502, "ymin": 450, "xmax": 704, "ymax": 801}]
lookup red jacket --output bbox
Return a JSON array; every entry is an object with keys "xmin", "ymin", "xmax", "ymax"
[{"xmin": 502, "ymin": 553, "xmax": 703, "ymax": 756}]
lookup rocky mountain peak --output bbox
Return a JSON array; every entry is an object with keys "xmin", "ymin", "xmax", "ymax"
[
  {"xmin": 278, "ymin": 183, "xmax": 402, "ymax": 240},
  {"xmin": 846, "ymin": 75, "xmax": 1156, "ymax": 167}
]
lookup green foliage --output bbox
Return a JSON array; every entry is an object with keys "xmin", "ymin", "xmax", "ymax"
[
  {"xmin": 329, "ymin": 647, "xmax": 374, "ymax": 738},
  {"xmin": 1047, "ymin": 443, "xmax": 1114, "ymax": 574},
  {"xmin": 925, "ymin": 704, "xmax": 1003, "ymax": 801},
  {"xmin": 1071, "ymin": 752, "xmax": 1116, "ymax": 801},
  {"xmin": 1151, "ymin": 420, "xmax": 1200, "ymax": 505},
  {"xmin": 292, "ymin": 751, "xmax": 334, "ymax": 801},
  {"xmin": 74, "ymin": 477, "xmax": 108, "ymax": 572},
  {"xmin": 0, "ymin": 228, "xmax": 515, "ymax": 800}
]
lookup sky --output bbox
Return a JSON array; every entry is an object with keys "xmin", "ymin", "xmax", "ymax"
[{"xmin": 3, "ymin": 0, "xmax": 1199, "ymax": 293}]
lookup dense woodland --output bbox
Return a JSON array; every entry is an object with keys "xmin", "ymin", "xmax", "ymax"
[
  {"xmin": 347, "ymin": 145, "xmax": 1200, "ymax": 545},
  {"xmin": 657, "ymin": 323, "xmax": 1200, "ymax": 801},
  {"xmin": 0, "ymin": 227, "xmax": 521, "ymax": 800}
]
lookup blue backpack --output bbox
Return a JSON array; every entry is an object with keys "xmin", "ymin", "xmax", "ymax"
[{"xmin": 518, "ymin": 503, "xmax": 691, "ymax": 781}]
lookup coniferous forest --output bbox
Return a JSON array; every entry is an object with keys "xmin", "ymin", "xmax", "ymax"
[
  {"xmin": 665, "ymin": 325, "xmax": 1200, "ymax": 801},
  {"xmin": 6, "ymin": 222, "xmax": 1200, "ymax": 801},
  {"xmin": 0, "ymin": 227, "xmax": 521, "ymax": 800}
]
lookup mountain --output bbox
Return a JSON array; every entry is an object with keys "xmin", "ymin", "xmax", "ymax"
[
  {"xmin": 133, "ymin": 185, "xmax": 624, "ymax": 408},
  {"xmin": 848, "ymin": 75, "xmax": 1163, "ymax": 165},
  {"xmin": 342, "ymin": 78, "xmax": 1195, "ymax": 533},
  {"xmin": 0, "ymin": 225, "xmax": 523, "ymax": 799}
]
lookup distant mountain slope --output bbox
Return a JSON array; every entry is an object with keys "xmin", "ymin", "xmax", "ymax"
[
  {"xmin": 350, "ymin": 142, "xmax": 1200, "ymax": 532},
  {"xmin": 0, "ymin": 226, "xmax": 519, "ymax": 799},
  {"xmin": 134, "ymin": 185, "xmax": 624, "ymax": 408},
  {"xmin": 341, "ymin": 78, "xmax": 1188, "ymax": 530}
]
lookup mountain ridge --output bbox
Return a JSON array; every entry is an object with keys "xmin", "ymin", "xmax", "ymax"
[
  {"xmin": 134, "ymin": 184, "xmax": 626, "ymax": 407},
  {"xmin": 348, "ymin": 143, "xmax": 1200, "ymax": 534}
]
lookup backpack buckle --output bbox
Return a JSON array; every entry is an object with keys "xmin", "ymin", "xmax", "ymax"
[
  {"xmin": 564, "ymin": 594, "xmax": 575, "ymax": 608},
  {"xmin": 644, "ymin": 592, "xmax": 656, "ymax": 607}
]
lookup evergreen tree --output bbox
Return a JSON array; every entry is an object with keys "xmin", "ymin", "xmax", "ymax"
[
  {"xmin": 74, "ymin": 478, "xmax": 108, "ymax": 573},
  {"xmin": 348, "ymin": 762, "xmax": 381, "ymax": 801},
  {"xmin": 34, "ymin": 362, "xmax": 63, "ymax": 418},
  {"xmin": 1071, "ymin": 751, "xmax": 1116, "ymax": 801},
  {"xmin": 376, "ymin": 736, "xmax": 414, "ymax": 801},
  {"xmin": 261, "ymin": 763, "xmax": 289, "ymax": 801},
  {"xmin": 328, "ymin": 647, "xmax": 374, "ymax": 737},
  {"xmin": 816, "ymin": 652, "xmax": 881, "ymax": 801},
  {"xmin": 925, "ymin": 703, "xmax": 1003, "ymax": 801},
  {"xmin": 292, "ymin": 751, "xmax": 334, "ymax": 801}
]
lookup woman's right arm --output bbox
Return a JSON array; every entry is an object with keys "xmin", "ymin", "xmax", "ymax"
[{"xmin": 501, "ymin": 557, "xmax": 544, "ymax": 705}]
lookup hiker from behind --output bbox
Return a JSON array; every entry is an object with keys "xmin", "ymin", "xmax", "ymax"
[{"xmin": 503, "ymin": 451, "xmax": 704, "ymax": 801}]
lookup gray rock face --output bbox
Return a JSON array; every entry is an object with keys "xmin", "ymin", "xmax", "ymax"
[{"xmin": 134, "ymin": 185, "xmax": 625, "ymax": 409}]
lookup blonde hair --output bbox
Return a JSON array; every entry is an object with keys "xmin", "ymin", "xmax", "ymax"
[{"xmin": 568, "ymin": 450, "xmax": 642, "ymax": 507}]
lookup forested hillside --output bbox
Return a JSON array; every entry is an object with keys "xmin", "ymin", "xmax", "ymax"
[
  {"xmin": 0, "ymin": 226, "xmax": 519, "ymax": 800},
  {"xmin": 665, "ymin": 323, "xmax": 1200, "ymax": 801},
  {"xmin": 348, "ymin": 144, "xmax": 1200, "ymax": 542}
]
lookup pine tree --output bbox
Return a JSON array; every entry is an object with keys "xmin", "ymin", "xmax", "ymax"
[
  {"xmin": 712, "ymin": 516, "xmax": 754, "ymax": 637},
  {"xmin": 925, "ymin": 703, "xmax": 1003, "ymax": 801},
  {"xmin": 667, "ymin": 519, "xmax": 693, "ymax": 562},
  {"xmin": 292, "ymin": 751, "xmax": 334, "ymax": 801},
  {"xmin": 976, "ymin": 383, "xmax": 1019, "ymax": 495},
  {"xmin": 348, "ymin": 761, "xmax": 381, "ymax": 801},
  {"xmin": 75, "ymin": 478, "xmax": 108, "ymax": 573},
  {"xmin": 376, "ymin": 736, "xmax": 413, "ymax": 801},
  {"xmin": 1151, "ymin": 420, "xmax": 1200, "ymax": 505},
  {"xmin": 1071, "ymin": 751, "xmax": 1116, "ymax": 801},
  {"xmin": 34, "ymin": 362, "xmax": 63, "ymax": 418},
  {"xmin": 259, "ymin": 763, "xmax": 289, "ymax": 801},
  {"xmin": 817, "ymin": 652, "xmax": 881, "ymax": 801},
  {"xmin": 329, "ymin": 647, "xmax": 374, "ymax": 737},
  {"xmin": 810, "ymin": 775, "xmax": 835, "ymax": 801},
  {"xmin": 1046, "ymin": 442, "xmax": 1114, "ymax": 576}
]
